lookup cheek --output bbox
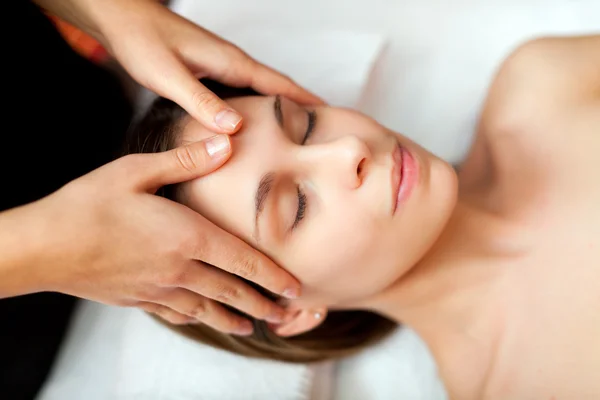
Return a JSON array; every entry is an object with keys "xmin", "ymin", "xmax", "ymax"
[{"xmin": 284, "ymin": 206, "xmax": 397, "ymax": 302}]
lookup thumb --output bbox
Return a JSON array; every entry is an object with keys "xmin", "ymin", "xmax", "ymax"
[{"xmin": 141, "ymin": 134, "xmax": 232, "ymax": 188}]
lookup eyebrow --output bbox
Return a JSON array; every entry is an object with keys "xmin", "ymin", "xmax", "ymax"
[
  {"xmin": 252, "ymin": 96, "xmax": 286, "ymax": 241},
  {"xmin": 274, "ymin": 95, "xmax": 284, "ymax": 129},
  {"xmin": 254, "ymin": 172, "xmax": 275, "ymax": 241}
]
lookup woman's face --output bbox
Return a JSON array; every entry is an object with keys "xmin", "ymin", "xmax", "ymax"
[{"xmin": 177, "ymin": 96, "xmax": 457, "ymax": 308}]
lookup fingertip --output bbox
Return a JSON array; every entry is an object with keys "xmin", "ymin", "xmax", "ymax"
[
  {"xmin": 304, "ymin": 92, "xmax": 327, "ymax": 106},
  {"xmin": 282, "ymin": 287, "xmax": 301, "ymax": 300},
  {"xmin": 312, "ymin": 92, "xmax": 327, "ymax": 105},
  {"xmin": 204, "ymin": 134, "xmax": 232, "ymax": 161},
  {"xmin": 283, "ymin": 83, "xmax": 325, "ymax": 106},
  {"xmin": 264, "ymin": 307, "xmax": 285, "ymax": 324},
  {"xmin": 187, "ymin": 83, "xmax": 242, "ymax": 134},
  {"xmin": 215, "ymin": 108, "xmax": 243, "ymax": 133},
  {"xmin": 257, "ymin": 255, "xmax": 302, "ymax": 300},
  {"xmin": 232, "ymin": 319, "xmax": 254, "ymax": 336},
  {"xmin": 252, "ymin": 67, "xmax": 323, "ymax": 105}
]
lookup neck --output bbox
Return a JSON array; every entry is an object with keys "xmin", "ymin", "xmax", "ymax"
[{"xmin": 368, "ymin": 199, "xmax": 518, "ymax": 399}]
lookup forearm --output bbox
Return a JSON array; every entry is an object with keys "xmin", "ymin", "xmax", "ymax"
[
  {"xmin": 32, "ymin": 0, "xmax": 102, "ymax": 38},
  {"xmin": 31, "ymin": 0, "xmax": 163, "ymax": 45},
  {"xmin": 0, "ymin": 204, "xmax": 50, "ymax": 299}
]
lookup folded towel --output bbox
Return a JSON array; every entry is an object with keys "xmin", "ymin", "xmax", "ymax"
[
  {"xmin": 116, "ymin": 309, "xmax": 327, "ymax": 400},
  {"xmin": 37, "ymin": 301, "xmax": 335, "ymax": 400},
  {"xmin": 333, "ymin": 328, "xmax": 446, "ymax": 400}
]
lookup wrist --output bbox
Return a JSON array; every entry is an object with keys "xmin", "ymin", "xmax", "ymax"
[{"xmin": 0, "ymin": 203, "xmax": 53, "ymax": 298}]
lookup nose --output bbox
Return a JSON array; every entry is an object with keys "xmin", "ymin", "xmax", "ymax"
[{"xmin": 304, "ymin": 136, "xmax": 371, "ymax": 189}]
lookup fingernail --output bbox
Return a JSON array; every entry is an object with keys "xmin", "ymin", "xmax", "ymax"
[
  {"xmin": 205, "ymin": 134, "xmax": 230, "ymax": 158},
  {"xmin": 265, "ymin": 310, "xmax": 284, "ymax": 324},
  {"xmin": 313, "ymin": 95, "xmax": 327, "ymax": 105},
  {"xmin": 282, "ymin": 287, "xmax": 300, "ymax": 299},
  {"xmin": 215, "ymin": 109, "xmax": 242, "ymax": 131},
  {"xmin": 233, "ymin": 321, "xmax": 254, "ymax": 336}
]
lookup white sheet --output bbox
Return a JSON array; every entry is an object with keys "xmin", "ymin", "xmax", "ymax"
[
  {"xmin": 36, "ymin": 300, "xmax": 338, "ymax": 400},
  {"xmin": 38, "ymin": 1, "xmax": 599, "ymax": 399}
]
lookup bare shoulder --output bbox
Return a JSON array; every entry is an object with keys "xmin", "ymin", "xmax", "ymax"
[
  {"xmin": 460, "ymin": 35, "xmax": 600, "ymax": 188},
  {"xmin": 480, "ymin": 35, "xmax": 600, "ymax": 135},
  {"xmin": 469, "ymin": 36, "xmax": 600, "ymax": 400}
]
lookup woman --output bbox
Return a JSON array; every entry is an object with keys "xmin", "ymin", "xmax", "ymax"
[{"xmin": 125, "ymin": 34, "xmax": 600, "ymax": 399}]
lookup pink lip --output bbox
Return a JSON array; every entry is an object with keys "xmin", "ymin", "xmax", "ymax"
[{"xmin": 391, "ymin": 141, "xmax": 418, "ymax": 214}]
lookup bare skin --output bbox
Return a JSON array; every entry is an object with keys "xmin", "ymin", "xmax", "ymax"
[{"xmin": 374, "ymin": 35, "xmax": 600, "ymax": 400}]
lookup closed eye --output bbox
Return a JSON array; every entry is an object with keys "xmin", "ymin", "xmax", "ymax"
[
  {"xmin": 292, "ymin": 186, "xmax": 307, "ymax": 230},
  {"xmin": 301, "ymin": 110, "xmax": 317, "ymax": 145},
  {"xmin": 291, "ymin": 110, "xmax": 316, "ymax": 230}
]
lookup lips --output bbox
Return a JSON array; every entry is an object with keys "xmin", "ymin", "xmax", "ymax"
[
  {"xmin": 391, "ymin": 140, "xmax": 417, "ymax": 214},
  {"xmin": 391, "ymin": 143, "xmax": 403, "ymax": 214}
]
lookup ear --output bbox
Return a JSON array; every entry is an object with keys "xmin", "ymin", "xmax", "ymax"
[{"xmin": 269, "ymin": 304, "xmax": 328, "ymax": 337}]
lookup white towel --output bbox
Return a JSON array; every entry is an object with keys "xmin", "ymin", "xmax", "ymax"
[
  {"xmin": 115, "ymin": 309, "xmax": 329, "ymax": 400},
  {"xmin": 36, "ymin": 301, "xmax": 335, "ymax": 400},
  {"xmin": 333, "ymin": 328, "xmax": 447, "ymax": 400}
]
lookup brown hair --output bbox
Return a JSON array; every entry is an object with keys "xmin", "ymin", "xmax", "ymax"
[{"xmin": 124, "ymin": 80, "xmax": 398, "ymax": 363}]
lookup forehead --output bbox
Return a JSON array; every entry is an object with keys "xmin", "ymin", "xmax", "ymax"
[
  {"xmin": 177, "ymin": 96, "xmax": 279, "ymax": 247},
  {"xmin": 178, "ymin": 96, "xmax": 271, "ymax": 144}
]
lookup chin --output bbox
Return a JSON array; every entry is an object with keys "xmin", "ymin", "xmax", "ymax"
[
  {"xmin": 411, "ymin": 156, "xmax": 458, "ymax": 258},
  {"xmin": 428, "ymin": 157, "xmax": 459, "ymax": 235}
]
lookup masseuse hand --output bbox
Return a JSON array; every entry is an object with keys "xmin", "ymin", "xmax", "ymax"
[
  {"xmin": 36, "ymin": 0, "xmax": 322, "ymax": 132},
  {"xmin": 26, "ymin": 135, "xmax": 298, "ymax": 335},
  {"xmin": 27, "ymin": 0, "xmax": 318, "ymax": 332}
]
